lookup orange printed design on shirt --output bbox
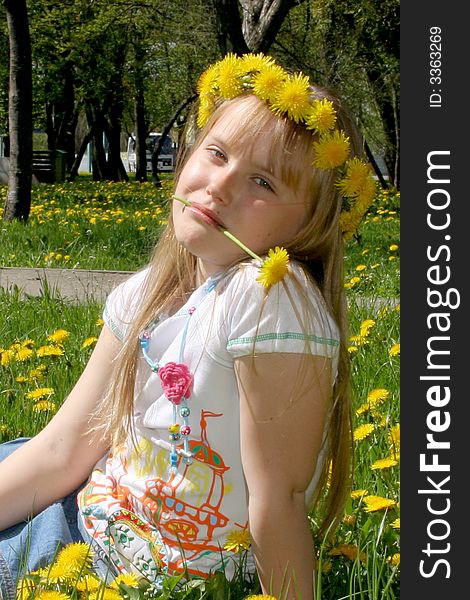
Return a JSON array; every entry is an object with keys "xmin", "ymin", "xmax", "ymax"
[{"xmin": 79, "ymin": 410, "xmax": 235, "ymax": 579}]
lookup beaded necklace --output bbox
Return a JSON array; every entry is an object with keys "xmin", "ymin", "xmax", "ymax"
[{"xmin": 138, "ymin": 276, "xmax": 220, "ymax": 474}]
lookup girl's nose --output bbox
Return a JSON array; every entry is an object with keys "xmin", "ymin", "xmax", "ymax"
[{"xmin": 206, "ymin": 167, "xmax": 237, "ymax": 204}]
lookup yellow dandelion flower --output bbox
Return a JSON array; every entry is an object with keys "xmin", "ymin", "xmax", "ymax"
[
  {"xmin": 81, "ymin": 336, "xmax": 98, "ymax": 349},
  {"xmin": 256, "ymin": 247, "xmax": 290, "ymax": 289},
  {"xmin": 34, "ymin": 592, "xmax": 70, "ymax": 600},
  {"xmin": 371, "ymin": 457, "xmax": 399, "ymax": 470},
  {"xmin": 197, "ymin": 62, "xmax": 220, "ymax": 97},
  {"xmin": 197, "ymin": 95, "xmax": 217, "ymax": 128},
  {"xmin": 363, "ymin": 495, "xmax": 396, "ymax": 512},
  {"xmin": 55, "ymin": 541, "xmax": 93, "ymax": 573},
  {"xmin": 355, "ymin": 402, "xmax": 370, "ymax": 416},
  {"xmin": 351, "ymin": 489, "xmax": 369, "ymax": 500},
  {"xmin": 336, "ymin": 158, "xmax": 372, "ymax": 197},
  {"xmin": 245, "ymin": 596, "xmax": 278, "ymax": 600},
  {"xmin": 37, "ymin": 345, "xmax": 64, "ymax": 357},
  {"xmin": 305, "ymin": 98, "xmax": 337, "ymax": 134},
  {"xmin": 353, "ymin": 423, "xmax": 375, "ymax": 441},
  {"xmin": 1, "ymin": 349, "xmax": 14, "ymax": 366},
  {"xmin": 26, "ymin": 387, "xmax": 54, "ymax": 400},
  {"xmin": 33, "ymin": 400, "xmax": 56, "ymax": 413},
  {"xmin": 329, "ymin": 543, "xmax": 366, "ymax": 562},
  {"xmin": 356, "ymin": 176, "xmax": 377, "ymax": 205},
  {"xmin": 387, "ymin": 553, "xmax": 400, "ymax": 566},
  {"xmin": 350, "ymin": 276, "xmax": 361, "ymax": 284},
  {"xmin": 389, "ymin": 244, "xmax": 399, "ymax": 251},
  {"xmin": 224, "ymin": 528, "xmax": 251, "ymax": 553},
  {"xmin": 29, "ymin": 366, "xmax": 46, "ymax": 380},
  {"xmin": 271, "ymin": 73, "xmax": 312, "ymax": 122},
  {"xmin": 96, "ymin": 318, "xmax": 104, "ymax": 327},
  {"xmin": 252, "ymin": 64, "xmax": 287, "ymax": 102},
  {"xmin": 16, "ymin": 376, "xmax": 28, "ymax": 383},
  {"xmin": 240, "ymin": 52, "xmax": 275, "ymax": 73},
  {"xmin": 76, "ymin": 574, "xmax": 101, "ymax": 592},
  {"xmin": 348, "ymin": 346, "xmax": 358, "ymax": 354},
  {"xmin": 21, "ymin": 339, "xmax": 35, "ymax": 348},
  {"xmin": 217, "ymin": 53, "xmax": 244, "ymax": 98},
  {"xmin": 111, "ymin": 572, "xmax": 140, "ymax": 588},
  {"xmin": 15, "ymin": 347, "xmax": 34, "ymax": 362},
  {"xmin": 388, "ymin": 423, "xmax": 400, "ymax": 459},
  {"xmin": 313, "ymin": 130, "xmax": 350, "ymax": 169},
  {"xmin": 389, "ymin": 343, "xmax": 400, "ymax": 356},
  {"xmin": 89, "ymin": 588, "xmax": 123, "ymax": 600},
  {"xmin": 390, "ymin": 517, "xmax": 400, "ymax": 530},
  {"xmin": 367, "ymin": 388, "xmax": 390, "ymax": 407},
  {"xmin": 360, "ymin": 318, "xmax": 375, "ymax": 336},
  {"xmin": 349, "ymin": 334, "xmax": 368, "ymax": 347},
  {"xmin": 355, "ymin": 264, "xmax": 367, "ymax": 272}
]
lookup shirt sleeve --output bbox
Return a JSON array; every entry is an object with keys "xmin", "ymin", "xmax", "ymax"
[
  {"xmin": 223, "ymin": 262, "xmax": 340, "ymax": 363},
  {"xmin": 102, "ymin": 268, "xmax": 149, "ymax": 341}
]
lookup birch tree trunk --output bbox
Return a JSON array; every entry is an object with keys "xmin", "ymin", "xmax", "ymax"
[{"xmin": 2, "ymin": 0, "xmax": 33, "ymax": 222}]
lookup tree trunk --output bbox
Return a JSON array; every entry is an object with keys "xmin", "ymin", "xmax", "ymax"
[
  {"xmin": 240, "ymin": 0, "xmax": 302, "ymax": 53},
  {"xmin": 68, "ymin": 128, "xmax": 93, "ymax": 182},
  {"xmin": 211, "ymin": 0, "xmax": 303, "ymax": 55},
  {"xmin": 86, "ymin": 105, "xmax": 108, "ymax": 180},
  {"xmin": 133, "ymin": 38, "xmax": 149, "ymax": 183},
  {"xmin": 2, "ymin": 0, "xmax": 33, "ymax": 222},
  {"xmin": 211, "ymin": 0, "xmax": 249, "ymax": 55}
]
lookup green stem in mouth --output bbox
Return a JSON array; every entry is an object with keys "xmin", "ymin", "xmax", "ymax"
[
  {"xmin": 173, "ymin": 195, "xmax": 262, "ymax": 262},
  {"xmin": 173, "ymin": 194, "xmax": 191, "ymax": 207}
]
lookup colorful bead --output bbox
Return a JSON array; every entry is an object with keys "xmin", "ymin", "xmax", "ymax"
[
  {"xmin": 168, "ymin": 423, "xmax": 180, "ymax": 433},
  {"xmin": 169, "ymin": 433, "xmax": 181, "ymax": 442},
  {"xmin": 170, "ymin": 452, "xmax": 178, "ymax": 468},
  {"xmin": 180, "ymin": 406, "xmax": 190, "ymax": 418},
  {"xmin": 180, "ymin": 425, "xmax": 191, "ymax": 436}
]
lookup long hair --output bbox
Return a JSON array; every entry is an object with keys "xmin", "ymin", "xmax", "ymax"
[{"xmin": 93, "ymin": 87, "xmax": 362, "ymax": 540}]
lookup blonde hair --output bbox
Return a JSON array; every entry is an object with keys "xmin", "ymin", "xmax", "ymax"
[{"xmin": 94, "ymin": 87, "xmax": 360, "ymax": 540}]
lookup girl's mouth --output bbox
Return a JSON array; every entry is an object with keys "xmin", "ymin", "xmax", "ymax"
[{"xmin": 186, "ymin": 202, "xmax": 224, "ymax": 229}]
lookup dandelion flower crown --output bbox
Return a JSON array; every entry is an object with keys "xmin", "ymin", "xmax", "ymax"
[{"xmin": 195, "ymin": 52, "xmax": 377, "ymax": 242}]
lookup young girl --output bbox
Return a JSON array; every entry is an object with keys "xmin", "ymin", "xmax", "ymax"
[{"xmin": 0, "ymin": 53, "xmax": 375, "ymax": 599}]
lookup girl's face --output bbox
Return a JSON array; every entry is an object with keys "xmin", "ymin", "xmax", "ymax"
[{"xmin": 173, "ymin": 100, "xmax": 309, "ymax": 278}]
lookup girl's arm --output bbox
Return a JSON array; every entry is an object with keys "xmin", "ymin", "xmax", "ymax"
[
  {"xmin": 236, "ymin": 352, "xmax": 332, "ymax": 600},
  {"xmin": 0, "ymin": 324, "xmax": 121, "ymax": 531}
]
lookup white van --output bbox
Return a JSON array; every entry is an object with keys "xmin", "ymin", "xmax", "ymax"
[{"xmin": 127, "ymin": 132, "xmax": 176, "ymax": 172}]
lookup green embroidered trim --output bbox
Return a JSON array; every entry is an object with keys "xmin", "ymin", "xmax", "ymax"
[
  {"xmin": 227, "ymin": 332, "xmax": 340, "ymax": 348},
  {"xmin": 103, "ymin": 305, "xmax": 125, "ymax": 341}
]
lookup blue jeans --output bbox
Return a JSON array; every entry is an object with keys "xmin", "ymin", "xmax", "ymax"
[{"xmin": 0, "ymin": 439, "xmax": 85, "ymax": 599}]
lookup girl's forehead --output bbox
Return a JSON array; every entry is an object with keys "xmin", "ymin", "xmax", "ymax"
[{"xmin": 204, "ymin": 103, "xmax": 280, "ymax": 165}]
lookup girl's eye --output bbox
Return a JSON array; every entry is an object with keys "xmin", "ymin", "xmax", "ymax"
[
  {"xmin": 208, "ymin": 147, "xmax": 227, "ymax": 161},
  {"xmin": 254, "ymin": 177, "xmax": 274, "ymax": 192}
]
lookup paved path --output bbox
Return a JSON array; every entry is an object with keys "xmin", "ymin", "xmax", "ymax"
[
  {"xmin": 0, "ymin": 267, "xmax": 134, "ymax": 304},
  {"xmin": 1, "ymin": 267, "xmax": 399, "ymax": 309}
]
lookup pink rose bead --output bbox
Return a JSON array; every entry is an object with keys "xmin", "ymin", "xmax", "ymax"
[{"xmin": 159, "ymin": 362, "xmax": 193, "ymax": 405}]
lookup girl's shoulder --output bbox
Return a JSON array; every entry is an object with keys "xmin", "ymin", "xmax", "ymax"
[
  {"xmin": 214, "ymin": 260, "xmax": 340, "ymax": 359},
  {"xmin": 103, "ymin": 267, "xmax": 150, "ymax": 341},
  {"xmin": 219, "ymin": 259, "xmax": 322, "ymax": 301}
]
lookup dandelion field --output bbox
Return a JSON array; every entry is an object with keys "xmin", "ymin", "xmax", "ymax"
[{"xmin": 0, "ymin": 181, "xmax": 400, "ymax": 599}]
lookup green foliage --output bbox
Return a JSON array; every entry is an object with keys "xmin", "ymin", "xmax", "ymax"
[{"xmin": 273, "ymin": 0, "xmax": 400, "ymax": 181}]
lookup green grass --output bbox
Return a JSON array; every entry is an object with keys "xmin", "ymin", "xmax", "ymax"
[{"xmin": 1, "ymin": 179, "xmax": 400, "ymax": 599}]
